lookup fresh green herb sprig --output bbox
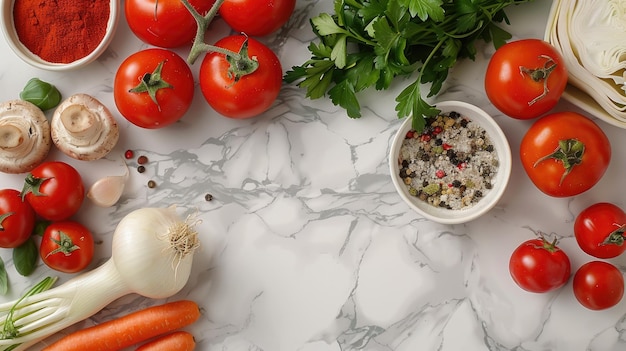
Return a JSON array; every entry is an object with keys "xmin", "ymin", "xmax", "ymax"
[{"xmin": 285, "ymin": 0, "xmax": 534, "ymax": 132}]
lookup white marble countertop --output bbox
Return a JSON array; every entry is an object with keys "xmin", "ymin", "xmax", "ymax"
[{"xmin": 3, "ymin": 0, "xmax": 626, "ymax": 350}]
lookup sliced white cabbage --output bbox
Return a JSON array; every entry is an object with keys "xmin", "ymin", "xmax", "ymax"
[{"xmin": 546, "ymin": 0, "xmax": 626, "ymax": 123}]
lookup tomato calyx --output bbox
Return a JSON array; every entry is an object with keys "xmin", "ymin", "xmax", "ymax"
[
  {"xmin": 45, "ymin": 230, "xmax": 80, "ymax": 258},
  {"xmin": 533, "ymin": 138, "xmax": 585, "ymax": 185},
  {"xmin": 129, "ymin": 60, "xmax": 173, "ymax": 110},
  {"xmin": 600, "ymin": 224, "xmax": 626, "ymax": 247},
  {"xmin": 226, "ymin": 39, "xmax": 259, "ymax": 82},
  {"xmin": 532, "ymin": 237, "xmax": 561, "ymax": 253},
  {"xmin": 20, "ymin": 174, "xmax": 51, "ymax": 201},
  {"xmin": 519, "ymin": 54, "xmax": 558, "ymax": 106}
]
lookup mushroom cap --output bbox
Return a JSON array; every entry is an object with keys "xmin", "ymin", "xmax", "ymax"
[
  {"xmin": 0, "ymin": 100, "xmax": 52, "ymax": 174},
  {"xmin": 51, "ymin": 93, "xmax": 119, "ymax": 161}
]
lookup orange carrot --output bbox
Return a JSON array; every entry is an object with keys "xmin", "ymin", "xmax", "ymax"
[
  {"xmin": 135, "ymin": 331, "xmax": 196, "ymax": 351},
  {"xmin": 42, "ymin": 300, "xmax": 200, "ymax": 351}
]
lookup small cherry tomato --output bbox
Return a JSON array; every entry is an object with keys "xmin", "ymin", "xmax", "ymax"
[
  {"xmin": 21, "ymin": 161, "xmax": 85, "ymax": 221},
  {"xmin": 520, "ymin": 112, "xmax": 611, "ymax": 197},
  {"xmin": 40, "ymin": 221, "xmax": 94, "ymax": 273},
  {"xmin": 114, "ymin": 48, "xmax": 194, "ymax": 129},
  {"xmin": 485, "ymin": 39, "xmax": 568, "ymax": 119},
  {"xmin": 0, "ymin": 189, "xmax": 35, "ymax": 248},
  {"xmin": 219, "ymin": 0, "xmax": 296, "ymax": 37},
  {"xmin": 573, "ymin": 261, "xmax": 624, "ymax": 310},
  {"xmin": 574, "ymin": 203, "xmax": 626, "ymax": 259},
  {"xmin": 125, "ymin": 0, "xmax": 215, "ymax": 48},
  {"xmin": 199, "ymin": 35, "xmax": 282, "ymax": 119},
  {"xmin": 509, "ymin": 238, "xmax": 571, "ymax": 293}
]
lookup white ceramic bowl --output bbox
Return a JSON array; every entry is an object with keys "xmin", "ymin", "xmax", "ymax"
[
  {"xmin": 389, "ymin": 100, "xmax": 512, "ymax": 224},
  {"xmin": 1, "ymin": 0, "xmax": 120, "ymax": 71}
]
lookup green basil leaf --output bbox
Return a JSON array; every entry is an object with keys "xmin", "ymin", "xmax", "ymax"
[
  {"xmin": 13, "ymin": 237, "xmax": 38, "ymax": 277},
  {"xmin": 19, "ymin": 78, "xmax": 62, "ymax": 111}
]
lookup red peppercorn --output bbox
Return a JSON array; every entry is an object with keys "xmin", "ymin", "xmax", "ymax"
[
  {"xmin": 137, "ymin": 155, "xmax": 148, "ymax": 165},
  {"xmin": 124, "ymin": 150, "xmax": 134, "ymax": 159}
]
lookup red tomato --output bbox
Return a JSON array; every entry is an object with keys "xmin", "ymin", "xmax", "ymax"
[
  {"xmin": 573, "ymin": 261, "xmax": 624, "ymax": 310},
  {"xmin": 114, "ymin": 49, "xmax": 194, "ymax": 129},
  {"xmin": 574, "ymin": 203, "xmax": 626, "ymax": 259},
  {"xmin": 485, "ymin": 39, "xmax": 567, "ymax": 120},
  {"xmin": 40, "ymin": 221, "xmax": 94, "ymax": 273},
  {"xmin": 125, "ymin": 0, "xmax": 215, "ymax": 48},
  {"xmin": 520, "ymin": 112, "xmax": 611, "ymax": 197},
  {"xmin": 199, "ymin": 35, "xmax": 283, "ymax": 119},
  {"xmin": 509, "ymin": 238, "xmax": 571, "ymax": 293},
  {"xmin": 219, "ymin": 0, "xmax": 296, "ymax": 37},
  {"xmin": 0, "ymin": 189, "xmax": 35, "ymax": 248},
  {"xmin": 21, "ymin": 161, "xmax": 85, "ymax": 221}
]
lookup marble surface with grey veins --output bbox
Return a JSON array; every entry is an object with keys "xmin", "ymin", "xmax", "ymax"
[{"xmin": 2, "ymin": 0, "xmax": 626, "ymax": 350}]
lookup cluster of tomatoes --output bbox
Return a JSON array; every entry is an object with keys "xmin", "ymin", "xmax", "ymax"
[
  {"xmin": 0, "ymin": 161, "xmax": 94, "ymax": 276},
  {"xmin": 114, "ymin": 0, "xmax": 295, "ymax": 129},
  {"xmin": 484, "ymin": 39, "xmax": 621, "ymax": 310},
  {"xmin": 509, "ymin": 204, "xmax": 626, "ymax": 311}
]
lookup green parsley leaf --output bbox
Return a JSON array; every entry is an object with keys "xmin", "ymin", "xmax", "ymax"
[
  {"xmin": 330, "ymin": 35, "xmax": 348, "ymax": 69},
  {"xmin": 312, "ymin": 13, "xmax": 347, "ymax": 36},
  {"xmin": 329, "ymin": 80, "xmax": 361, "ymax": 118},
  {"xmin": 398, "ymin": 0, "xmax": 445, "ymax": 22}
]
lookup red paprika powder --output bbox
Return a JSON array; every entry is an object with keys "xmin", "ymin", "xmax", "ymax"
[{"xmin": 13, "ymin": 0, "xmax": 110, "ymax": 64}]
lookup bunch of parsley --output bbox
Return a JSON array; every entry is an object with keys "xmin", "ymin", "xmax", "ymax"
[{"xmin": 284, "ymin": 0, "xmax": 534, "ymax": 132}]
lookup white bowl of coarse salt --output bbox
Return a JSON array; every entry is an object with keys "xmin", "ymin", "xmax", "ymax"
[{"xmin": 389, "ymin": 100, "xmax": 512, "ymax": 224}]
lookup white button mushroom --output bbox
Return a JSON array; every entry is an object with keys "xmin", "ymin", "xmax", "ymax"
[
  {"xmin": 0, "ymin": 100, "xmax": 52, "ymax": 174},
  {"xmin": 51, "ymin": 94, "xmax": 119, "ymax": 161}
]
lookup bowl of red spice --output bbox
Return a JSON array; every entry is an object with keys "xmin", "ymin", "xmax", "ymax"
[
  {"xmin": 2, "ymin": 0, "xmax": 120, "ymax": 70},
  {"xmin": 389, "ymin": 100, "xmax": 512, "ymax": 224}
]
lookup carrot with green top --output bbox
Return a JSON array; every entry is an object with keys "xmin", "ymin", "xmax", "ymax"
[
  {"xmin": 42, "ymin": 300, "xmax": 200, "ymax": 351},
  {"xmin": 135, "ymin": 331, "xmax": 196, "ymax": 351}
]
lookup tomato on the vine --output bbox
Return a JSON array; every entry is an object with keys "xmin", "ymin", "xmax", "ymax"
[
  {"xmin": 485, "ymin": 39, "xmax": 568, "ymax": 120},
  {"xmin": 573, "ymin": 261, "xmax": 624, "ymax": 310},
  {"xmin": 219, "ymin": 0, "xmax": 296, "ymax": 37},
  {"xmin": 520, "ymin": 112, "xmax": 611, "ymax": 197},
  {"xmin": 574, "ymin": 203, "xmax": 626, "ymax": 259},
  {"xmin": 509, "ymin": 238, "xmax": 571, "ymax": 293},
  {"xmin": 114, "ymin": 48, "xmax": 194, "ymax": 129},
  {"xmin": 40, "ymin": 221, "xmax": 94, "ymax": 273},
  {"xmin": 199, "ymin": 35, "xmax": 282, "ymax": 119},
  {"xmin": 0, "ymin": 189, "xmax": 35, "ymax": 248},
  {"xmin": 21, "ymin": 161, "xmax": 84, "ymax": 221},
  {"xmin": 125, "ymin": 0, "xmax": 215, "ymax": 48}
]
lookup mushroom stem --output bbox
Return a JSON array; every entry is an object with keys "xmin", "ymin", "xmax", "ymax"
[
  {"xmin": 0, "ymin": 125, "xmax": 24, "ymax": 149},
  {"xmin": 58, "ymin": 104, "xmax": 101, "ymax": 147}
]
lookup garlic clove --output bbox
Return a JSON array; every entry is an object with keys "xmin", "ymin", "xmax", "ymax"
[{"xmin": 87, "ymin": 162, "xmax": 129, "ymax": 207}]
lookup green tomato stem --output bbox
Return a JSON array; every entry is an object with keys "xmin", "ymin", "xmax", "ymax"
[
  {"xmin": 180, "ymin": 0, "xmax": 259, "ymax": 79},
  {"xmin": 182, "ymin": 0, "xmax": 240, "ymax": 64}
]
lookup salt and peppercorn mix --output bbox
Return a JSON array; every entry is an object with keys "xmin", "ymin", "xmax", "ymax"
[{"xmin": 398, "ymin": 111, "xmax": 499, "ymax": 210}]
